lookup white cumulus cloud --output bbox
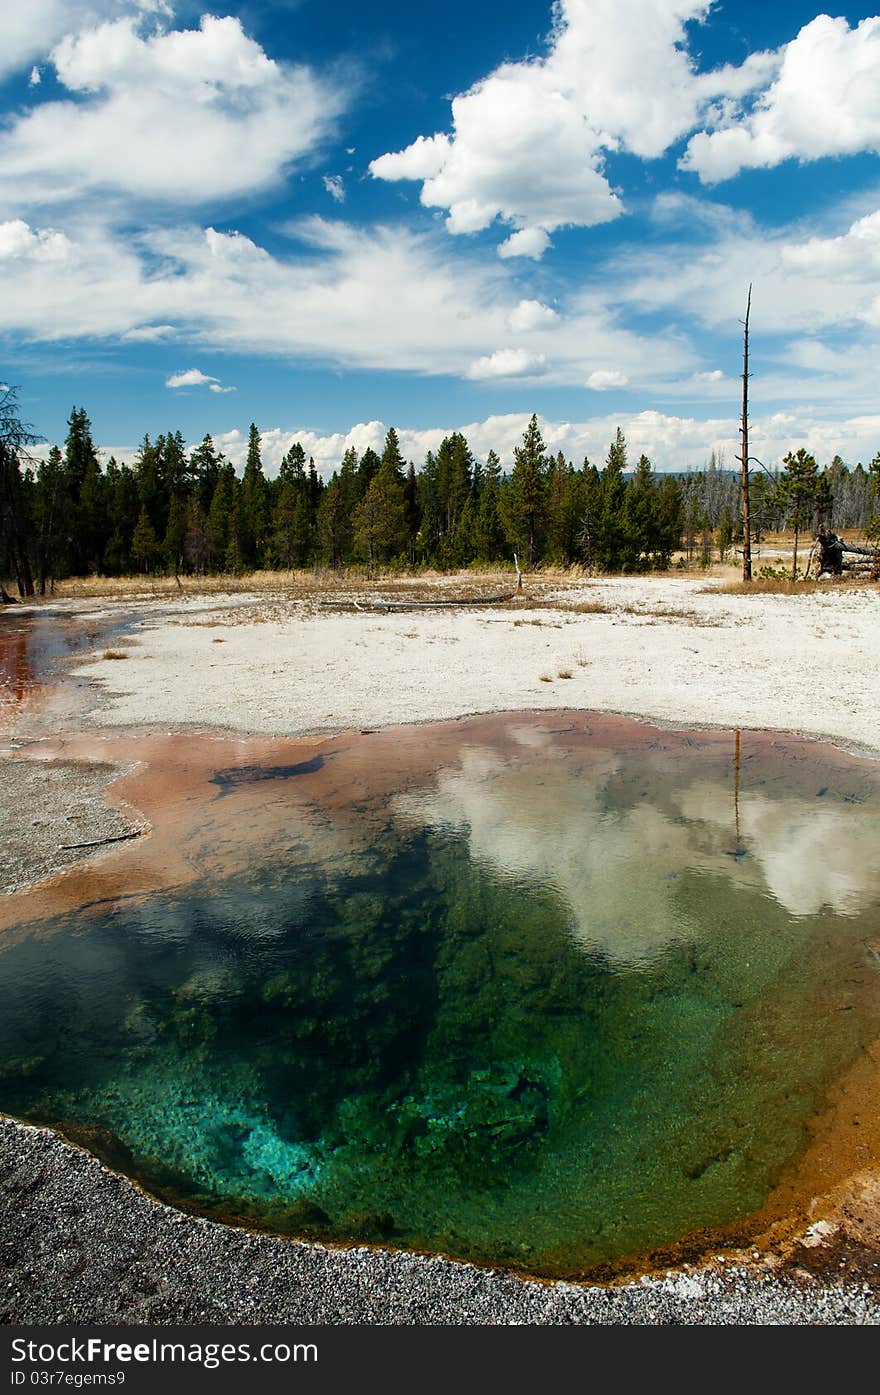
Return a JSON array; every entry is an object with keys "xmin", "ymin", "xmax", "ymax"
[
  {"xmin": 683, "ymin": 15, "xmax": 880, "ymax": 182},
  {"xmin": 586, "ymin": 369, "xmax": 629, "ymax": 390},
  {"xmin": 467, "ymin": 349, "xmax": 548, "ymax": 380},
  {"xmin": 0, "ymin": 14, "xmax": 345, "ymax": 210},
  {"xmin": 781, "ymin": 208, "xmax": 880, "ymax": 286},
  {"xmin": 506, "ymin": 299, "xmax": 558, "ymax": 332},
  {"xmin": 166, "ymin": 368, "xmax": 235, "ymax": 393},
  {"xmin": 196, "ymin": 408, "xmax": 880, "ymax": 481},
  {"xmin": 498, "ymin": 228, "xmax": 552, "ymax": 261},
  {"xmin": 369, "ymin": 0, "xmax": 776, "ymax": 256},
  {"xmin": 0, "ymin": 0, "xmax": 169, "ymax": 83},
  {"xmin": 0, "ymin": 218, "xmax": 71, "ymax": 261}
]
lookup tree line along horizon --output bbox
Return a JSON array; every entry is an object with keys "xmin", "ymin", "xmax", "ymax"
[{"xmin": 2, "ymin": 390, "xmax": 880, "ymax": 596}]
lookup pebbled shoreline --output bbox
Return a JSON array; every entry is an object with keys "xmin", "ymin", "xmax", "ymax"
[
  {"xmin": 0, "ymin": 757, "xmax": 145, "ymax": 895},
  {"xmin": 0, "ymin": 1116, "xmax": 877, "ymax": 1326}
]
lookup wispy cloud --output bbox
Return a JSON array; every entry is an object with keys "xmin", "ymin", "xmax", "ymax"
[
  {"xmin": 0, "ymin": 215, "xmax": 690, "ymax": 390},
  {"xmin": 323, "ymin": 174, "xmax": 345, "ymax": 203}
]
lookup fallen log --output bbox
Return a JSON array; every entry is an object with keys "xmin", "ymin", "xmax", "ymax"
[
  {"xmin": 354, "ymin": 593, "xmax": 517, "ymax": 612},
  {"xmin": 319, "ymin": 591, "xmax": 518, "ymax": 612},
  {"xmin": 811, "ymin": 528, "xmax": 880, "ymax": 578},
  {"xmin": 60, "ymin": 830, "xmax": 144, "ymax": 851}
]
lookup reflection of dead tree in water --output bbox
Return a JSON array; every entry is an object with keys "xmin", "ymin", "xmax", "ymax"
[
  {"xmin": 733, "ymin": 728, "xmax": 741, "ymax": 850},
  {"xmin": 738, "ymin": 286, "xmax": 753, "ymax": 582},
  {"xmin": 806, "ymin": 526, "xmax": 880, "ymax": 580}
]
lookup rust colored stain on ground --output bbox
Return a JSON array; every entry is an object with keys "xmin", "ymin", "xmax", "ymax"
[
  {"xmin": 0, "ymin": 624, "xmax": 44, "ymax": 720},
  {"xmin": 0, "ymin": 710, "xmax": 804, "ymax": 931}
]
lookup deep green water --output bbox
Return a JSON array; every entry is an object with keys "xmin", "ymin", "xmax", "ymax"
[{"xmin": 2, "ymin": 719, "xmax": 880, "ymax": 1275}]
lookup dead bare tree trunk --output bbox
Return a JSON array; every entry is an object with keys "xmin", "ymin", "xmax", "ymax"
[{"xmin": 739, "ymin": 285, "xmax": 752, "ymax": 583}]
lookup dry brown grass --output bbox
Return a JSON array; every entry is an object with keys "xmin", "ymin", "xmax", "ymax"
[
  {"xmin": 557, "ymin": 669, "xmax": 573, "ymax": 679},
  {"xmin": 716, "ymin": 577, "xmax": 879, "ymax": 596},
  {"xmin": 713, "ymin": 578, "xmax": 824, "ymax": 596},
  {"xmin": 49, "ymin": 566, "xmax": 528, "ymax": 605},
  {"xmin": 561, "ymin": 600, "xmax": 611, "ymax": 615},
  {"xmin": 102, "ymin": 649, "xmax": 128, "ymax": 660},
  {"xmin": 538, "ymin": 673, "xmax": 553, "ymax": 683},
  {"xmin": 553, "ymin": 599, "xmax": 722, "ymax": 626}
]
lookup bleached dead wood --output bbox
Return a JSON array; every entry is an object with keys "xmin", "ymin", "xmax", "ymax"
[{"xmin": 340, "ymin": 592, "xmax": 517, "ymax": 613}]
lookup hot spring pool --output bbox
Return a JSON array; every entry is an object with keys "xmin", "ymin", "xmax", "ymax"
[{"xmin": 1, "ymin": 712, "xmax": 878, "ymax": 1276}]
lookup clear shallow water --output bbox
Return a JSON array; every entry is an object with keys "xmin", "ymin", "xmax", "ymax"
[
  {"xmin": 2, "ymin": 714, "xmax": 880, "ymax": 1276},
  {"xmin": 0, "ymin": 610, "xmax": 135, "ymax": 727}
]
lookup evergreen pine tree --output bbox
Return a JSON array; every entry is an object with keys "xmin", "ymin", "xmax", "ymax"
[
  {"xmin": 33, "ymin": 445, "xmax": 65, "ymax": 590},
  {"xmin": 134, "ymin": 434, "xmax": 163, "ymax": 538},
  {"xmin": 190, "ymin": 435, "xmax": 223, "ymax": 513},
  {"xmin": 621, "ymin": 454, "xmax": 656, "ymax": 571},
  {"xmin": 352, "ymin": 460, "xmax": 408, "ymax": 566},
  {"xmin": 501, "ymin": 414, "xmax": 547, "ymax": 568},
  {"xmin": 593, "ymin": 428, "xmax": 627, "ymax": 571},
  {"xmin": 473, "ymin": 450, "xmax": 505, "ymax": 562},
  {"xmin": 131, "ymin": 506, "xmax": 159, "ymax": 572},
  {"xmin": 105, "ymin": 460, "xmax": 139, "ymax": 575},
  {"xmin": 776, "ymin": 448, "xmax": 822, "ymax": 578},
  {"xmin": 357, "ymin": 447, "xmax": 381, "ymax": 498},
  {"xmin": 240, "ymin": 423, "xmax": 269, "ymax": 567},
  {"xmin": 163, "ymin": 493, "xmax": 188, "ymax": 572},
  {"xmin": 64, "ymin": 406, "xmax": 101, "ymax": 574},
  {"xmin": 64, "ymin": 407, "xmax": 98, "ymax": 496},
  {"xmin": 579, "ymin": 461, "xmax": 601, "ymax": 570},
  {"xmin": 416, "ymin": 450, "xmax": 442, "ymax": 561},
  {"xmin": 435, "ymin": 433, "xmax": 473, "ymax": 554},
  {"xmin": 403, "ymin": 462, "xmax": 420, "ymax": 563},
  {"xmin": 0, "ymin": 384, "xmax": 38, "ymax": 596},
  {"xmin": 380, "ymin": 427, "xmax": 407, "ymax": 486},
  {"xmin": 317, "ymin": 474, "xmax": 349, "ymax": 567},
  {"xmin": 654, "ymin": 474, "xmax": 684, "ymax": 568},
  {"xmin": 206, "ymin": 463, "xmax": 238, "ymax": 570},
  {"xmin": 184, "ymin": 499, "xmax": 209, "ymax": 574}
]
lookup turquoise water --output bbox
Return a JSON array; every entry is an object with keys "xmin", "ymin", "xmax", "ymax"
[{"xmin": 2, "ymin": 717, "xmax": 879, "ymax": 1275}]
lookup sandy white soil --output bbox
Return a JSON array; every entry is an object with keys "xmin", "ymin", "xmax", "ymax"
[{"xmin": 70, "ymin": 577, "xmax": 880, "ymax": 755}]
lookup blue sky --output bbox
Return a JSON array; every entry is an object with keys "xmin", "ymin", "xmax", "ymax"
[{"xmin": 2, "ymin": 0, "xmax": 880, "ymax": 475}]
